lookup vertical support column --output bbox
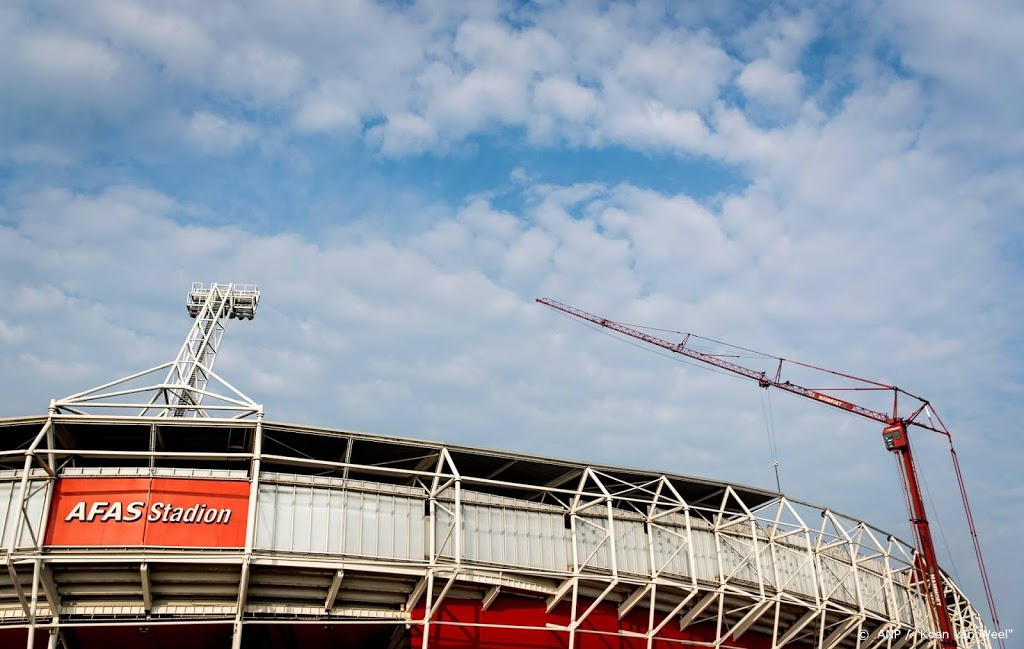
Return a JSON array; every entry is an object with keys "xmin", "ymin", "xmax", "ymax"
[
  {"xmin": 603, "ymin": 482, "xmax": 617, "ymax": 580},
  {"xmin": 750, "ymin": 517, "xmax": 767, "ymax": 599},
  {"xmin": 568, "ymin": 574, "xmax": 579, "ymax": 649},
  {"xmin": 419, "ymin": 570, "xmax": 435, "ymax": 649},
  {"xmin": 443, "ymin": 449, "xmax": 462, "ymax": 567},
  {"xmin": 231, "ymin": 411, "xmax": 263, "ymax": 649},
  {"xmin": 7, "ymin": 421, "xmax": 51, "ymax": 558},
  {"xmin": 149, "ymin": 423, "xmax": 157, "ymax": 474},
  {"xmin": 427, "ymin": 452, "xmax": 444, "ymax": 566},
  {"xmin": 25, "ymin": 558, "xmax": 41, "ymax": 649},
  {"xmin": 645, "ymin": 480, "xmax": 663, "ymax": 647},
  {"xmin": 45, "ymin": 417, "xmax": 56, "ymax": 476},
  {"xmin": 849, "ymin": 525, "xmax": 867, "ymax": 616}
]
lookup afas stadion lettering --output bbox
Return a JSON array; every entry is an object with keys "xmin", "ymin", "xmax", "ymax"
[
  {"xmin": 64, "ymin": 500, "xmax": 234, "ymax": 525},
  {"xmin": 45, "ymin": 477, "xmax": 249, "ymax": 548}
]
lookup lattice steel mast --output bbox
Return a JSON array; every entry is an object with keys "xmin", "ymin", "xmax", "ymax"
[
  {"xmin": 537, "ymin": 297, "xmax": 1002, "ymax": 649},
  {"xmin": 52, "ymin": 283, "xmax": 261, "ymax": 419},
  {"xmin": 165, "ymin": 283, "xmax": 259, "ymax": 416}
]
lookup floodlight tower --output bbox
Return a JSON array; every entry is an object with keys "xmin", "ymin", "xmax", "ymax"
[
  {"xmin": 51, "ymin": 283, "xmax": 262, "ymax": 419},
  {"xmin": 166, "ymin": 283, "xmax": 260, "ymax": 416}
]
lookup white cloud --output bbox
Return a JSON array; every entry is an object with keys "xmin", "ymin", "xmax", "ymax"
[
  {"xmin": 606, "ymin": 102, "xmax": 710, "ymax": 152},
  {"xmin": 610, "ymin": 30, "xmax": 736, "ymax": 110},
  {"xmin": 737, "ymin": 58, "xmax": 804, "ymax": 109},
  {"xmin": 184, "ymin": 111, "xmax": 258, "ymax": 156},
  {"xmin": 293, "ymin": 79, "xmax": 365, "ymax": 133},
  {"xmin": 0, "ymin": 320, "xmax": 25, "ymax": 343},
  {"xmin": 368, "ymin": 113, "xmax": 439, "ymax": 158},
  {"xmin": 533, "ymin": 77, "xmax": 599, "ymax": 122},
  {"xmin": 19, "ymin": 32, "xmax": 121, "ymax": 84},
  {"xmin": 883, "ymin": 0, "xmax": 1024, "ymax": 158},
  {"xmin": 733, "ymin": 11, "xmax": 816, "ymax": 113},
  {"xmin": 215, "ymin": 44, "xmax": 306, "ymax": 105},
  {"xmin": 3, "ymin": 143, "xmax": 78, "ymax": 167},
  {"xmin": 87, "ymin": 0, "xmax": 216, "ymax": 80}
]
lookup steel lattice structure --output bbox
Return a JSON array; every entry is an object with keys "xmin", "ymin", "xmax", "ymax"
[
  {"xmin": 51, "ymin": 283, "xmax": 261, "ymax": 420},
  {"xmin": 0, "ymin": 415, "xmax": 994, "ymax": 649},
  {"xmin": 0, "ymin": 285, "xmax": 995, "ymax": 649}
]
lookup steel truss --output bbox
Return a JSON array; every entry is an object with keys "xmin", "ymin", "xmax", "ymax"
[
  {"xmin": 50, "ymin": 283, "xmax": 261, "ymax": 419},
  {"xmin": 0, "ymin": 415, "xmax": 992, "ymax": 649}
]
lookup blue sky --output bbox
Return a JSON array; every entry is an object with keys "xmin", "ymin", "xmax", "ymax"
[{"xmin": 1, "ymin": 0, "xmax": 1022, "ymax": 639}]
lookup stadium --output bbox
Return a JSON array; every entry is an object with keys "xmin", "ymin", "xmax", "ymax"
[{"xmin": 0, "ymin": 284, "xmax": 993, "ymax": 648}]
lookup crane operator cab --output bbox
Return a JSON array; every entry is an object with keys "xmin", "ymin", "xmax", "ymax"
[{"xmin": 883, "ymin": 423, "xmax": 908, "ymax": 451}]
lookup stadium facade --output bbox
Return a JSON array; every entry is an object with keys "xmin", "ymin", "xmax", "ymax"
[{"xmin": 0, "ymin": 284, "xmax": 993, "ymax": 648}]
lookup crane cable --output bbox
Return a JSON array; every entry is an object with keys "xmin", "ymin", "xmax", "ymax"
[
  {"xmin": 917, "ymin": 455, "xmax": 962, "ymax": 584},
  {"xmin": 926, "ymin": 407, "xmax": 1005, "ymax": 649},
  {"xmin": 759, "ymin": 386, "xmax": 782, "ymax": 492},
  {"xmin": 555, "ymin": 309, "xmax": 788, "ymax": 493},
  {"xmin": 550, "ymin": 302, "xmax": 1004, "ymax": 645}
]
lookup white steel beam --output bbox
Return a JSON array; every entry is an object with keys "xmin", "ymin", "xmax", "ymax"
[
  {"xmin": 407, "ymin": 577, "xmax": 428, "ymax": 612},
  {"xmin": 822, "ymin": 617, "xmax": 862, "ymax": 649},
  {"xmin": 230, "ymin": 561, "xmax": 251, "ymax": 649},
  {"xmin": 6, "ymin": 563, "xmax": 31, "ymax": 619},
  {"xmin": 679, "ymin": 590, "xmax": 718, "ymax": 630},
  {"xmin": 140, "ymin": 563, "xmax": 151, "ymax": 613},
  {"xmin": 569, "ymin": 580, "xmax": 618, "ymax": 631},
  {"xmin": 325, "ymin": 570, "xmax": 344, "ymax": 612},
  {"xmin": 546, "ymin": 578, "xmax": 575, "ymax": 614},
  {"xmin": 618, "ymin": 585, "xmax": 650, "ymax": 619},
  {"xmin": 890, "ymin": 629, "xmax": 917, "ymax": 649},
  {"xmin": 730, "ymin": 599, "xmax": 776, "ymax": 640},
  {"xmin": 39, "ymin": 566, "xmax": 60, "ymax": 618},
  {"xmin": 775, "ymin": 607, "xmax": 821, "ymax": 648},
  {"xmin": 481, "ymin": 586, "xmax": 500, "ymax": 612},
  {"xmin": 426, "ymin": 572, "xmax": 458, "ymax": 619}
]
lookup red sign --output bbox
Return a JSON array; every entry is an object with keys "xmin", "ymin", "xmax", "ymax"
[{"xmin": 45, "ymin": 477, "xmax": 250, "ymax": 548}]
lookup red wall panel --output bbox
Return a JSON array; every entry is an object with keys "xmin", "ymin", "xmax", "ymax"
[{"xmin": 44, "ymin": 477, "xmax": 249, "ymax": 548}]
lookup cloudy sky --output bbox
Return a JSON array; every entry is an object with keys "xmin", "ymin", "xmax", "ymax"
[{"xmin": 0, "ymin": 0, "xmax": 1021, "ymax": 635}]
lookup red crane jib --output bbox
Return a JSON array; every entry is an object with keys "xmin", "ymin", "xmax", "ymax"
[{"xmin": 534, "ymin": 297, "xmax": 1003, "ymax": 649}]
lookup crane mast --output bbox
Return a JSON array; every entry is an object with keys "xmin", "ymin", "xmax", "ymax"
[{"xmin": 537, "ymin": 297, "xmax": 1001, "ymax": 649}]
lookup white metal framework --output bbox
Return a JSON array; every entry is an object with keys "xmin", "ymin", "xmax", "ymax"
[
  {"xmin": 0, "ymin": 415, "xmax": 994, "ymax": 649},
  {"xmin": 50, "ymin": 283, "xmax": 261, "ymax": 419}
]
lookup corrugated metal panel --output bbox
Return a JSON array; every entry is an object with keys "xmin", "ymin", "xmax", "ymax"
[
  {"xmin": 575, "ymin": 515, "xmax": 612, "ymax": 571},
  {"xmin": 650, "ymin": 523, "xmax": 690, "ymax": 578},
  {"xmin": 717, "ymin": 531, "xmax": 760, "ymax": 585},
  {"xmin": 757, "ymin": 543, "xmax": 776, "ymax": 588},
  {"xmin": 819, "ymin": 554, "xmax": 858, "ymax": 602},
  {"xmin": 0, "ymin": 478, "xmax": 50, "ymax": 549},
  {"xmin": 249, "ymin": 477, "xmax": 932, "ymax": 618},
  {"xmin": 772, "ymin": 543, "xmax": 816, "ymax": 599},
  {"xmin": 255, "ymin": 483, "xmax": 424, "ymax": 560},
  {"xmin": 614, "ymin": 518, "xmax": 649, "ymax": 576},
  {"xmin": 690, "ymin": 528, "xmax": 718, "ymax": 582},
  {"xmin": 859, "ymin": 567, "xmax": 889, "ymax": 614},
  {"xmin": 437, "ymin": 503, "xmax": 569, "ymax": 572}
]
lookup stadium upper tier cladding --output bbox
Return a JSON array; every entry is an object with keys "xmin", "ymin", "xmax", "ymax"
[{"xmin": 0, "ymin": 415, "xmax": 992, "ymax": 649}]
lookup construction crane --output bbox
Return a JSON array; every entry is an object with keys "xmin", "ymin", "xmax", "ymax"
[{"xmin": 536, "ymin": 297, "xmax": 1002, "ymax": 649}]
